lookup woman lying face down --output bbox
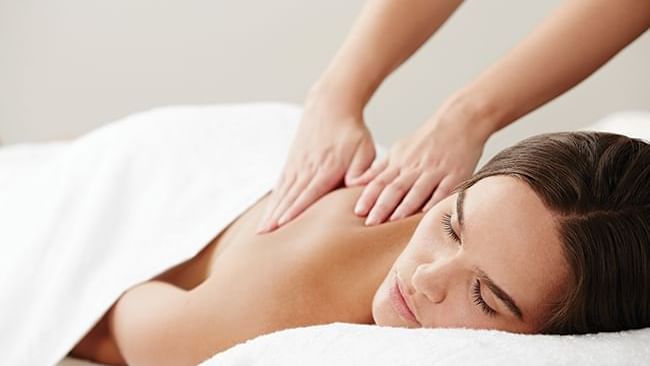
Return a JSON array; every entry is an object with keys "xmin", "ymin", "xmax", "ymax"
[{"xmin": 71, "ymin": 132, "xmax": 650, "ymax": 365}]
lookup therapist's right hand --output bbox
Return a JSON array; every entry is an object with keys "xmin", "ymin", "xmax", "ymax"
[{"xmin": 256, "ymin": 97, "xmax": 376, "ymax": 234}]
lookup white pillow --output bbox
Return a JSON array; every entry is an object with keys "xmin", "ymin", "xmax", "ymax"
[{"xmin": 582, "ymin": 110, "xmax": 650, "ymax": 141}]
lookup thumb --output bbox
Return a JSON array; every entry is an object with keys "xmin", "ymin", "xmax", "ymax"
[{"xmin": 345, "ymin": 140, "xmax": 375, "ymax": 186}]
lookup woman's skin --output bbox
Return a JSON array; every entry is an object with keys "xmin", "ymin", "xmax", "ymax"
[
  {"xmin": 69, "ymin": 175, "xmax": 567, "ymax": 365},
  {"xmin": 258, "ymin": 0, "xmax": 650, "ymax": 233}
]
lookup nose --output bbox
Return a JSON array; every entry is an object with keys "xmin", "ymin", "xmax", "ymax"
[{"xmin": 411, "ymin": 258, "xmax": 458, "ymax": 304}]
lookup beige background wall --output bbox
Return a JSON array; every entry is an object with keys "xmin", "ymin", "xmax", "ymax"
[{"xmin": 1, "ymin": 0, "xmax": 649, "ymax": 165}]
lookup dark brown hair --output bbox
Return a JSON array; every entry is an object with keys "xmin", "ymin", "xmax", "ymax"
[{"xmin": 459, "ymin": 131, "xmax": 650, "ymax": 334}]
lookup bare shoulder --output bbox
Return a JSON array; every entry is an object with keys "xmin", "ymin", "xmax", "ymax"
[
  {"xmin": 68, "ymin": 306, "xmax": 127, "ymax": 365},
  {"xmin": 108, "ymin": 280, "xmax": 216, "ymax": 366}
]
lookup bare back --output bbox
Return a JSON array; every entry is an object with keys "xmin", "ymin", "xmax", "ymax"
[{"xmin": 71, "ymin": 186, "xmax": 422, "ymax": 365}]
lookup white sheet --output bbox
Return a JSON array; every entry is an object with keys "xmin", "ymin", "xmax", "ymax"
[{"xmin": 0, "ymin": 103, "xmax": 302, "ymax": 365}]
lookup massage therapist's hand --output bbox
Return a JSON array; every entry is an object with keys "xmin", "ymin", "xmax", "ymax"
[
  {"xmin": 349, "ymin": 109, "xmax": 486, "ymax": 225},
  {"xmin": 256, "ymin": 96, "xmax": 376, "ymax": 233}
]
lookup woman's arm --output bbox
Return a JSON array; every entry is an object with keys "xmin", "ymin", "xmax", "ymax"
[
  {"xmin": 109, "ymin": 281, "xmax": 202, "ymax": 366},
  {"xmin": 353, "ymin": 0, "xmax": 650, "ymax": 224},
  {"xmin": 450, "ymin": 0, "xmax": 650, "ymax": 140}
]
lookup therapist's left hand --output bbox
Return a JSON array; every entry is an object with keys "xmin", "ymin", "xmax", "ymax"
[
  {"xmin": 348, "ymin": 111, "xmax": 486, "ymax": 225},
  {"xmin": 256, "ymin": 95, "xmax": 376, "ymax": 234}
]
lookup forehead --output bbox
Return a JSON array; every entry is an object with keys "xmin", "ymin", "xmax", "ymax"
[
  {"xmin": 463, "ymin": 176, "xmax": 557, "ymax": 251},
  {"xmin": 463, "ymin": 176, "xmax": 569, "ymax": 322}
]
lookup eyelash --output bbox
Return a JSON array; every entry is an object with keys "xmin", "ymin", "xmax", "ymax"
[
  {"xmin": 472, "ymin": 279, "xmax": 497, "ymax": 317},
  {"xmin": 440, "ymin": 213, "xmax": 495, "ymax": 317},
  {"xmin": 441, "ymin": 213, "xmax": 461, "ymax": 243}
]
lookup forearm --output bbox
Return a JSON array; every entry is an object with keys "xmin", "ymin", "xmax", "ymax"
[
  {"xmin": 446, "ymin": 0, "xmax": 650, "ymax": 141},
  {"xmin": 312, "ymin": 0, "xmax": 464, "ymax": 111}
]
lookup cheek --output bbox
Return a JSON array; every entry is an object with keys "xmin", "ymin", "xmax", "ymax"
[
  {"xmin": 418, "ymin": 301, "xmax": 503, "ymax": 330},
  {"xmin": 415, "ymin": 286, "xmax": 476, "ymax": 328},
  {"xmin": 398, "ymin": 199, "xmax": 455, "ymax": 262},
  {"xmin": 398, "ymin": 221, "xmax": 441, "ymax": 264}
]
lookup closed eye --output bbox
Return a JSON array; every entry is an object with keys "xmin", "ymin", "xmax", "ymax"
[
  {"xmin": 441, "ymin": 213, "xmax": 460, "ymax": 243},
  {"xmin": 472, "ymin": 279, "xmax": 497, "ymax": 317}
]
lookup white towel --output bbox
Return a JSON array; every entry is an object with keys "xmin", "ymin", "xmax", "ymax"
[
  {"xmin": 201, "ymin": 322, "xmax": 650, "ymax": 366},
  {"xmin": 0, "ymin": 103, "xmax": 301, "ymax": 365}
]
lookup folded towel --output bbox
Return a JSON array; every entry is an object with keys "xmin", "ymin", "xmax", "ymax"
[{"xmin": 202, "ymin": 322, "xmax": 650, "ymax": 366}]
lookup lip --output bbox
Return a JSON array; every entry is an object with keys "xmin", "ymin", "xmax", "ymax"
[{"xmin": 389, "ymin": 276, "xmax": 420, "ymax": 325}]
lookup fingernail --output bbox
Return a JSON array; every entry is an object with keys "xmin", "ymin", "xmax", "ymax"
[
  {"xmin": 265, "ymin": 222, "xmax": 277, "ymax": 232},
  {"xmin": 354, "ymin": 205, "xmax": 362, "ymax": 215},
  {"xmin": 257, "ymin": 227, "xmax": 270, "ymax": 234},
  {"xmin": 277, "ymin": 214, "xmax": 289, "ymax": 226},
  {"xmin": 354, "ymin": 203, "xmax": 365, "ymax": 215},
  {"xmin": 365, "ymin": 215, "xmax": 377, "ymax": 226}
]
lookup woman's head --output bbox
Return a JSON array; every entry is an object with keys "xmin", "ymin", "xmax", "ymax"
[{"xmin": 372, "ymin": 131, "xmax": 650, "ymax": 334}]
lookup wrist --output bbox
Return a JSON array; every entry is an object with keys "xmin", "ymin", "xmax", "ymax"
[
  {"xmin": 308, "ymin": 54, "xmax": 385, "ymax": 113},
  {"xmin": 432, "ymin": 90, "xmax": 505, "ymax": 145},
  {"xmin": 306, "ymin": 79, "xmax": 368, "ymax": 119},
  {"xmin": 302, "ymin": 85, "xmax": 367, "ymax": 128}
]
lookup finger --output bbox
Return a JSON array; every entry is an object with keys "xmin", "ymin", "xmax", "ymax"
[
  {"xmin": 365, "ymin": 171, "xmax": 419, "ymax": 225},
  {"xmin": 389, "ymin": 171, "xmax": 443, "ymax": 221},
  {"xmin": 348, "ymin": 157, "xmax": 388, "ymax": 186},
  {"xmin": 265, "ymin": 173, "xmax": 312, "ymax": 231},
  {"xmin": 422, "ymin": 175, "xmax": 456, "ymax": 212},
  {"xmin": 344, "ymin": 140, "xmax": 375, "ymax": 186},
  {"xmin": 353, "ymin": 167, "xmax": 398, "ymax": 216},
  {"xmin": 278, "ymin": 168, "xmax": 340, "ymax": 226},
  {"xmin": 258, "ymin": 173, "xmax": 302, "ymax": 233},
  {"xmin": 257, "ymin": 174, "xmax": 295, "ymax": 233}
]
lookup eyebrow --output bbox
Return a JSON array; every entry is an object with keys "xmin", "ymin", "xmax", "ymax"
[
  {"xmin": 456, "ymin": 188, "xmax": 466, "ymax": 229},
  {"xmin": 455, "ymin": 189, "xmax": 524, "ymax": 321}
]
